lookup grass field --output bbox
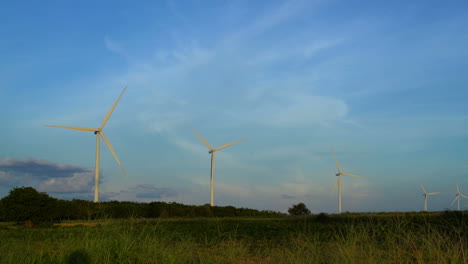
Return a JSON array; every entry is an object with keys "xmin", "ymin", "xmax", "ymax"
[{"xmin": 1, "ymin": 212, "xmax": 467, "ymax": 264}]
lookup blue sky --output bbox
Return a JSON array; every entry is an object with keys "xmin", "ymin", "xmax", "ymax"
[{"xmin": 1, "ymin": 0, "xmax": 467, "ymax": 213}]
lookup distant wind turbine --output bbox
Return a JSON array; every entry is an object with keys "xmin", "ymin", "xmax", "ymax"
[
  {"xmin": 331, "ymin": 149, "xmax": 364, "ymax": 214},
  {"xmin": 450, "ymin": 184, "xmax": 467, "ymax": 211},
  {"xmin": 46, "ymin": 87, "xmax": 128, "ymax": 202},
  {"xmin": 420, "ymin": 184, "xmax": 440, "ymax": 211},
  {"xmin": 187, "ymin": 124, "xmax": 246, "ymax": 206}
]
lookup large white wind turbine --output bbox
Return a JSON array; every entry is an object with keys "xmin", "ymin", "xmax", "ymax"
[
  {"xmin": 331, "ymin": 149, "xmax": 364, "ymax": 214},
  {"xmin": 46, "ymin": 87, "xmax": 127, "ymax": 202},
  {"xmin": 420, "ymin": 184, "xmax": 440, "ymax": 211},
  {"xmin": 450, "ymin": 184, "xmax": 468, "ymax": 211},
  {"xmin": 187, "ymin": 124, "xmax": 246, "ymax": 206}
]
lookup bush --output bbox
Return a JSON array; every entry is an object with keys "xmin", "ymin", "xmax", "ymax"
[
  {"xmin": 288, "ymin": 203, "xmax": 311, "ymax": 215},
  {"xmin": 0, "ymin": 186, "xmax": 58, "ymax": 222}
]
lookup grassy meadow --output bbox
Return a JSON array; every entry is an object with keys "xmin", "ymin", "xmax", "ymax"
[{"xmin": 0, "ymin": 211, "xmax": 467, "ymax": 264}]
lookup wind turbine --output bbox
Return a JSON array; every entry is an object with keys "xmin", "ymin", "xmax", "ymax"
[
  {"xmin": 187, "ymin": 124, "xmax": 246, "ymax": 206},
  {"xmin": 46, "ymin": 87, "xmax": 127, "ymax": 202},
  {"xmin": 450, "ymin": 184, "xmax": 468, "ymax": 211},
  {"xmin": 420, "ymin": 184, "xmax": 440, "ymax": 211},
  {"xmin": 331, "ymin": 149, "xmax": 364, "ymax": 214}
]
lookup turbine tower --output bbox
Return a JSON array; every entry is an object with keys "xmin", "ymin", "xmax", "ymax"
[
  {"xmin": 46, "ymin": 86, "xmax": 127, "ymax": 202},
  {"xmin": 450, "ymin": 184, "xmax": 467, "ymax": 211},
  {"xmin": 187, "ymin": 124, "xmax": 246, "ymax": 206},
  {"xmin": 420, "ymin": 184, "xmax": 440, "ymax": 211},
  {"xmin": 331, "ymin": 149, "xmax": 364, "ymax": 214}
]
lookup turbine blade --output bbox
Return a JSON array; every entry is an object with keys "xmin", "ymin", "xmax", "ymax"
[
  {"xmin": 100, "ymin": 86, "xmax": 127, "ymax": 129},
  {"xmin": 45, "ymin": 125, "xmax": 97, "ymax": 132},
  {"xmin": 186, "ymin": 124, "xmax": 214, "ymax": 150},
  {"xmin": 331, "ymin": 178, "xmax": 339, "ymax": 194},
  {"xmin": 451, "ymin": 196, "xmax": 459, "ymax": 206},
  {"xmin": 461, "ymin": 194, "xmax": 468, "ymax": 199},
  {"xmin": 428, "ymin": 192, "xmax": 440, "ymax": 195},
  {"xmin": 100, "ymin": 131, "xmax": 127, "ymax": 177},
  {"xmin": 331, "ymin": 148, "xmax": 342, "ymax": 173},
  {"xmin": 341, "ymin": 173, "xmax": 364, "ymax": 178},
  {"xmin": 457, "ymin": 184, "xmax": 460, "ymax": 194},
  {"xmin": 420, "ymin": 184, "xmax": 427, "ymax": 194},
  {"xmin": 215, "ymin": 138, "xmax": 247, "ymax": 151}
]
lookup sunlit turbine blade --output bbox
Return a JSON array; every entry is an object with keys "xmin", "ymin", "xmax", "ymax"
[
  {"xmin": 215, "ymin": 138, "xmax": 247, "ymax": 151},
  {"xmin": 100, "ymin": 131, "xmax": 127, "ymax": 177},
  {"xmin": 420, "ymin": 184, "xmax": 427, "ymax": 194},
  {"xmin": 100, "ymin": 86, "xmax": 127, "ymax": 129},
  {"xmin": 461, "ymin": 194, "xmax": 468, "ymax": 199},
  {"xmin": 451, "ymin": 196, "xmax": 459, "ymax": 206},
  {"xmin": 341, "ymin": 173, "xmax": 364, "ymax": 178},
  {"xmin": 186, "ymin": 124, "xmax": 214, "ymax": 150},
  {"xmin": 331, "ymin": 148, "xmax": 342, "ymax": 173},
  {"xmin": 428, "ymin": 192, "xmax": 440, "ymax": 195},
  {"xmin": 45, "ymin": 125, "xmax": 97, "ymax": 132},
  {"xmin": 457, "ymin": 184, "xmax": 460, "ymax": 193}
]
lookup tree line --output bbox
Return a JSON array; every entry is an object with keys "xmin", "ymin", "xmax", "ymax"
[{"xmin": 0, "ymin": 187, "xmax": 285, "ymax": 222}]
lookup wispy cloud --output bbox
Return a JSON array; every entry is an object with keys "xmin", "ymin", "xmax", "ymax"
[
  {"xmin": 105, "ymin": 184, "xmax": 178, "ymax": 202},
  {"xmin": 244, "ymin": 92, "xmax": 349, "ymax": 127},
  {"xmin": 126, "ymin": 184, "xmax": 177, "ymax": 199},
  {"xmin": 105, "ymin": 36, "xmax": 126, "ymax": 56},
  {"xmin": 282, "ymin": 194, "xmax": 296, "ymax": 199}
]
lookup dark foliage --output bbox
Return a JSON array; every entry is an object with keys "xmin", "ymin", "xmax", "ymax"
[
  {"xmin": 0, "ymin": 187, "xmax": 285, "ymax": 222},
  {"xmin": 288, "ymin": 203, "xmax": 311, "ymax": 215},
  {"xmin": 0, "ymin": 186, "xmax": 58, "ymax": 222}
]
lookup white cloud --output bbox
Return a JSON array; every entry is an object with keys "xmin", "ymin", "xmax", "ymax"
[
  {"xmin": 0, "ymin": 157, "xmax": 95, "ymax": 194},
  {"xmin": 304, "ymin": 38, "xmax": 344, "ymax": 58},
  {"xmin": 105, "ymin": 36, "xmax": 125, "ymax": 55},
  {"xmin": 244, "ymin": 92, "xmax": 349, "ymax": 127},
  {"xmin": 38, "ymin": 171, "xmax": 94, "ymax": 193}
]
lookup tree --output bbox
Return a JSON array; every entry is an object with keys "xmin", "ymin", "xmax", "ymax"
[
  {"xmin": 288, "ymin": 203, "xmax": 311, "ymax": 215},
  {"xmin": 0, "ymin": 186, "xmax": 58, "ymax": 224}
]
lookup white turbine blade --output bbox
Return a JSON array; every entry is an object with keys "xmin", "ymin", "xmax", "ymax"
[
  {"xmin": 186, "ymin": 124, "xmax": 214, "ymax": 150},
  {"xmin": 451, "ymin": 196, "xmax": 459, "ymax": 206},
  {"xmin": 215, "ymin": 138, "xmax": 247, "ymax": 151},
  {"xmin": 100, "ymin": 131, "xmax": 127, "ymax": 177},
  {"xmin": 45, "ymin": 125, "xmax": 97, "ymax": 132},
  {"xmin": 428, "ymin": 192, "xmax": 440, "ymax": 195},
  {"xmin": 420, "ymin": 184, "xmax": 427, "ymax": 194},
  {"xmin": 456, "ymin": 184, "xmax": 460, "ymax": 194},
  {"xmin": 461, "ymin": 194, "xmax": 468, "ymax": 199},
  {"xmin": 331, "ymin": 148, "xmax": 342, "ymax": 173},
  {"xmin": 341, "ymin": 173, "xmax": 364, "ymax": 178},
  {"xmin": 100, "ymin": 86, "xmax": 127, "ymax": 129},
  {"xmin": 331, "ymin": 178, "xmax": 339, "ymax": 194}
]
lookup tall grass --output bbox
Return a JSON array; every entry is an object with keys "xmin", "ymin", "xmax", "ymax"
[{"xmin": 0, "ymin": 213, "xmax": 466, "ymax": 263}]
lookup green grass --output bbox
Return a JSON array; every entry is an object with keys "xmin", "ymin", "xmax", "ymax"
[{"xmin": 0, "ymin": 212, "xmax": 467, "ymax": 263}]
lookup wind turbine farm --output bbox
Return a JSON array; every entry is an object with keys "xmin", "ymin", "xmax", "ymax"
[
  {"xmin": 1, "ymin": 1, "xmax": 468, "ymax": 262},
  {"xmin": 45, "ymin": 87, "xmax": 128, "ymax": 202},
  {"xmin": 186, "ymin": 124, "xmax": 247, "ymax": 206}
]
